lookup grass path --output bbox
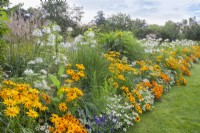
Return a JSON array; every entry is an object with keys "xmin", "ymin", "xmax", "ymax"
[{"xmin": 126, "ymin": 63, "xmax": 200, "ymax": 133}]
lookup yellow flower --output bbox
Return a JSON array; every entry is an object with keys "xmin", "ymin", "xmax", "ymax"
[
  {"xmin": 66, "ymin": 69, "xmax": 75, "ymax": 75},
  {"xmin": 134, "ymin": 116, "xmax": 140, "ymax": 122},
  {"xmin": 75, "ymin": 64, "xmax": 85, "ymax": 70},
  {"xmin": 71, "ymin": 74, "xmax": 80, "ymax": 81},
  {"xmin": 113, "ymin": 82, "xmax": 119, "ymax": 88},
  {"xmin": 42, "ymin": 93, "xmax": 51, "ymax": 104},
  {"xmin": 39, "ymin": 106, "xmax": 47, "ymax": 111},
  {"xmin": 4, "ymin": 106, "xmax": 20, "ymax": 117},
  {"xmin": 3, "ymin": 98, "xmax": 17, "ymax": 106},
  {"xmin": 145, "ymin": 103, "xmax": 151, "ymax": 111},
  {"xmin": 77, "ymin": 71, "xmax": 85, "ymax": 78},
  {"xmin": 50, "ymin": 114, "xmax": 59, "ymax": 123},
  {"xmin": 26, "ymin": 109, "xmax": 38, "ymax": 118},
  {"xmin": 58, "ymin": 102, "xmax": 67, "ymax": 112},
  {"xmin": 117, "ymin": 74, "xmax": 125, "ymax": 81},
  {"xmin": 65, "ymin": 79, "xmax": 74, "ymax": 83}
]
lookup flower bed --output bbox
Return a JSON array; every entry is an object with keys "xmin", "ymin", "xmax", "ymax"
[{"xmin": 0, "ymin": 27, "xmax": 200, "ymax": 133}]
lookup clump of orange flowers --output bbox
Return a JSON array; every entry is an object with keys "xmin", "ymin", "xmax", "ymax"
[
  {"xmin": 151, "ymin": 81, "xmax": 163, "ymax": 99},
  {"xmin": 60, "ymin": 86, "xmax": 83, "ymax": 102},
  {"xmin": 50, "ymin": 113, "xmax": 88, "ymax": 133},
  {"xmin": 66, "ymin": 64, "xmax": 85, "ymax": 82},
  {"xmin": 160, "ymin": 72, "xmax": 170, "ymax": 83}
]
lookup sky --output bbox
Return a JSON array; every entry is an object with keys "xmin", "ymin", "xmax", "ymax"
[{"xmin": 9, "ymin": 0, "xmax": 200, "ymax": 25}]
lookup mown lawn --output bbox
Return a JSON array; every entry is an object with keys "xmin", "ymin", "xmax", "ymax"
[{"xmin": 126, "ymin": 63, "xmax": 200, "ymax": 133}]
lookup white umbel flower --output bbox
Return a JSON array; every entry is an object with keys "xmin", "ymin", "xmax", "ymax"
[
  {"xmin": 32, "ymin": 29, "xmax": 42, "ymax": 37},
  {"xmin": 24, "ymin": 69, "xmax": 34, "ymax": 76}
]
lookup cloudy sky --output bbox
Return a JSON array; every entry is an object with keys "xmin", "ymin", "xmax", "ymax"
[{"xmin": 10, "ymin": 0, "xmax": 200, "ymax": 25}]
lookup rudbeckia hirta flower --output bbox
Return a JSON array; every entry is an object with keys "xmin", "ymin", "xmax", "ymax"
[
  {"xmin": 4, "ymin": 106, "xmax": 20, "ymax": 117},
  {"xmin": 58, "ymin": 102, "xmax": 67, "ymax": 112},
  {"xmin": 26, "ymin": 109, "xmax": 38, "ymax": 118}
]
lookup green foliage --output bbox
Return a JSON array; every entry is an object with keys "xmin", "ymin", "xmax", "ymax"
[
  {"xmin": 0, "ymin": 0, "xmax": 9, "ymax": 7},
  {"xmin": 66, "ymin": 44, "xmax": 110, "ymax": 90},
  {"xmin": 49, "ymin": 74, "xmax": 60, "ymax": 89},
  {"xmin": 0, "ymin": 8, "xmax": 9, "ymax": 63},
  {"xmin": 97, "ymin": 31, "xmax": 145, "ymax": 61},
  {"xmin": 90, "ymin": 79, "xmax": 117, "ymax": 113},
  {"xmin": 3, "ymin": 42, "xmax": 34, "ymax": 77},
  {"xmin": 162, "ymin": 21, "xmax": 180, "ymax": 40}
]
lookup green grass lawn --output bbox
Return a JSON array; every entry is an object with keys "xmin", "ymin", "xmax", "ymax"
[{"xmin": 126, "ymin": 63, "xmax": 200, "ymax": 133}]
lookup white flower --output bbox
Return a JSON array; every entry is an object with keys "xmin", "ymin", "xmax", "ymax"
[
  {"xmin": 35, "ymin": 125, "xmax": 40, "ymax": 131},
  {"xmin": 40, "ymin": 126, "xmax": 46, "ymax": 131},
  {"xmin": 42, "ymin": 80, "xmax": 51, "ymax": 90},
  {"xmin": 40, "ymin": 69, "xmax": 47, "ymax": 75},
  {"xmin": 43, "ymin": 27, "xmax": 51, "ymax": 34},
  {"xmin": 34, "ymin": 82, "xmax": 43, "ymax": 88},
  {"xmin": 52, "ymin": 25, "xmax": 61, "ymax": 32},
  {"xmin": 67, "ymin": 27, "xmax": 73, "ymax": 32},
  {"xmin": 60, "ymin": 42, "xmax": 72, "ymax": 48},
  {"xmin": 28, "ymin": 60, "xmax": 35, "ymax": 65},
  {"xmin": 91, "ymin": 44, "xmax": 95, "ymax": 48},
  {"xmin": 143, "ymin": 79, "xmax": 149, "ymax": 83},
  {"xmin": 32, "ymin": 29, "xmax": 42, "ymax": 37},
  {"xmin": 44, "ymin": 123, "xmax": 49, "ymax": 127},
  {"xmin": 61, "ymin": 74, "xmax": 68, "ymax": 78},
  {"xmin": 45, "ymin": 129, "xmax": 50, "ymax": 133},
  {"xmin": 74, "ymin": 35, "xmax": 83, "ymax": 44},
  {"xmin": 123, "ymin": 128, "xmax": 127, "ymax": 132},
  {"xmin": 35, "ymin": 57, "xmax": 43, "ymax": 63},
  {"xmin": 91, "ymin": 40, "xmax": 97, "ymax": 44},
  {"xmin": 87, "ymin": 31, "xmax": 95, "ymax": 37},
  {"xmin": 47, "ymin": 34, "xmax": 56, "ymax": 46},
  {"xmin": 24, "ymin": 69, "xmax": 34, "ymax": 76}
]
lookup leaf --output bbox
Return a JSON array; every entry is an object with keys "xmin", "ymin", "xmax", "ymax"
[
  {"xmin": 58, "ymin": 65, "xmax": 65, "ymax": 77},
  {"xmin": 49, "ymin": 74, "xmax": 60, "ymax": 89},
  {"xmin": 52, "ymin": 97, "xmax": 61, "ymax": 102}
]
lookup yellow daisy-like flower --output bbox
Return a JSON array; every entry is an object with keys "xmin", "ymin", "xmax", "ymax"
[
  {"xmin": 26, "ymin": 109, "xmax": 38, "ymax": 118},
  {"xmin": 75, "ymin": 64, "xmax": 85, "ymax": 70},
  {"xmin": 66, "ymin": 69, "xmax": 75, "ymax": 75},
  {"xmin": 50, "ymin": 114, "xmax": 59, "ymax": 123},
  {"xmin": 134, "ymin": 116, "xmax": 141, "ymax": 122},
  {"xmin": 58, "ymin": 102, "xmax": 67, "ymax": 112},
  {"xmin": 77, "ymin": 71, "xmax": 85, "ymax": 78},
  {"xmin": 3, "ymin": 98, "xmax": 17, "ymax": 106},
  {"xmin": 145, "ymin": 103, "xmax": 151, "ymax": 111},
  {"xmin": 65, "ymin": 79, "xmax": 74, "ymax": 83},
  {"xmin": 4, "ymin": 106, "xmax": 20, "ymax": 117}
]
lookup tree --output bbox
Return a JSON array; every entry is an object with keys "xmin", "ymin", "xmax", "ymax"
[
  {"xmin": 0, "ymin": 0, "xmax": 9, "ymax": 7},
  {"xmin": 129, "ymin": 19, "xmax": 148, "ymax": 39},
  {"xmin": 105, "ymin": 13, "xmax": 132, "ymax": 31},
  {"xmin": 41, "ymin": 0, "xmax": 83, "ymax": 35},
  {"xmin": 94, "ymin": 11, "xmax": 106, "ymax": 26},
  {"xmin": 161, "ymin": 21, "xmax": 180, "ymax": 40},
  {"xmin": 181, "ymin": 17, "xmax": 200, "ymax": 41}
]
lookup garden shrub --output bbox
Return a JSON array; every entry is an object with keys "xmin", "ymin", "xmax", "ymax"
[{"xmin": 97, "ymin": 31, "xmax": 145, "ymax": 61}]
